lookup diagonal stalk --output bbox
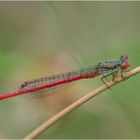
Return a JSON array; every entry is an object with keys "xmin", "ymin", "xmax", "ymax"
[{"xmin": 23, "ymin": 66, "xmax": 140, "ymax": 139}]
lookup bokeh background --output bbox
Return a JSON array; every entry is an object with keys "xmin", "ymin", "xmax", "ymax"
[{"xmin": 0, "ymin": 1, "xmax": 140, "ymax": 139}]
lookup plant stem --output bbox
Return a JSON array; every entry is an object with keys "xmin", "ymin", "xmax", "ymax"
[{"xmin": 23, "ymin": 66, "xmax": 140, "ymax": 139}]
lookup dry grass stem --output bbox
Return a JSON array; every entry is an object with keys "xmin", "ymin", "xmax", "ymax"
[{"xmin": 23, "ymin": 66, "xmax": 140, "ymax": 140}]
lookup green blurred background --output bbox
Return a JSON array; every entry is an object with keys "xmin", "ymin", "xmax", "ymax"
[{"xmin": 0, "ymin": 1, "xmax": 140, "ymax": 139}]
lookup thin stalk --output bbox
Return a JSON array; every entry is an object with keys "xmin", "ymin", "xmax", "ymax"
[{"xmin": 23, "ymin": 66, "xmax": 140, "ymax": 139}]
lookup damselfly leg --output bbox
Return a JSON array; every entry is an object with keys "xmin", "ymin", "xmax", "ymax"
[
  {"xmin": 120, "ymin": 69, "xmax": 131, "ymax": 80},
  {"xmin": 101, "ymin": 68, "xmax": 119, "ymax": 88}
]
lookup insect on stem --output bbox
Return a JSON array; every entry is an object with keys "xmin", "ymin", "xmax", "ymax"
[{"xmin": 0, "ymin": 55, "xmax": 130, "ymax": 100}]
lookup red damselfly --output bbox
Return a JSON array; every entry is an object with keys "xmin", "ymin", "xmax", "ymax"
[{"xmin": 0, "ymin": 55, "xmax": 130, "ymax": 100}]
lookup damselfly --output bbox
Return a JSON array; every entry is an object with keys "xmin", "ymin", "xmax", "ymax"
[{"xmin": 0, "ymin": 55, "xmax": 130, "ymax": 100}]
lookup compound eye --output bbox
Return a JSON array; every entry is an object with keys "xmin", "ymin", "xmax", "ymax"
[{"xmin": 120, "ymin": 55, "xmax": 130, "ymax": 70}]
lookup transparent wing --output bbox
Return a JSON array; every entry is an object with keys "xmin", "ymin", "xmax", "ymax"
[{"xmin": 18, "ymin": 65, "xmax": 98, "ymax": 97}]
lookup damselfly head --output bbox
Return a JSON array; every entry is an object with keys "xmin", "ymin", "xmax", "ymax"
[{"xmin": 120, "ymin": 55, "xmax": 130, "ymax": 70}]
